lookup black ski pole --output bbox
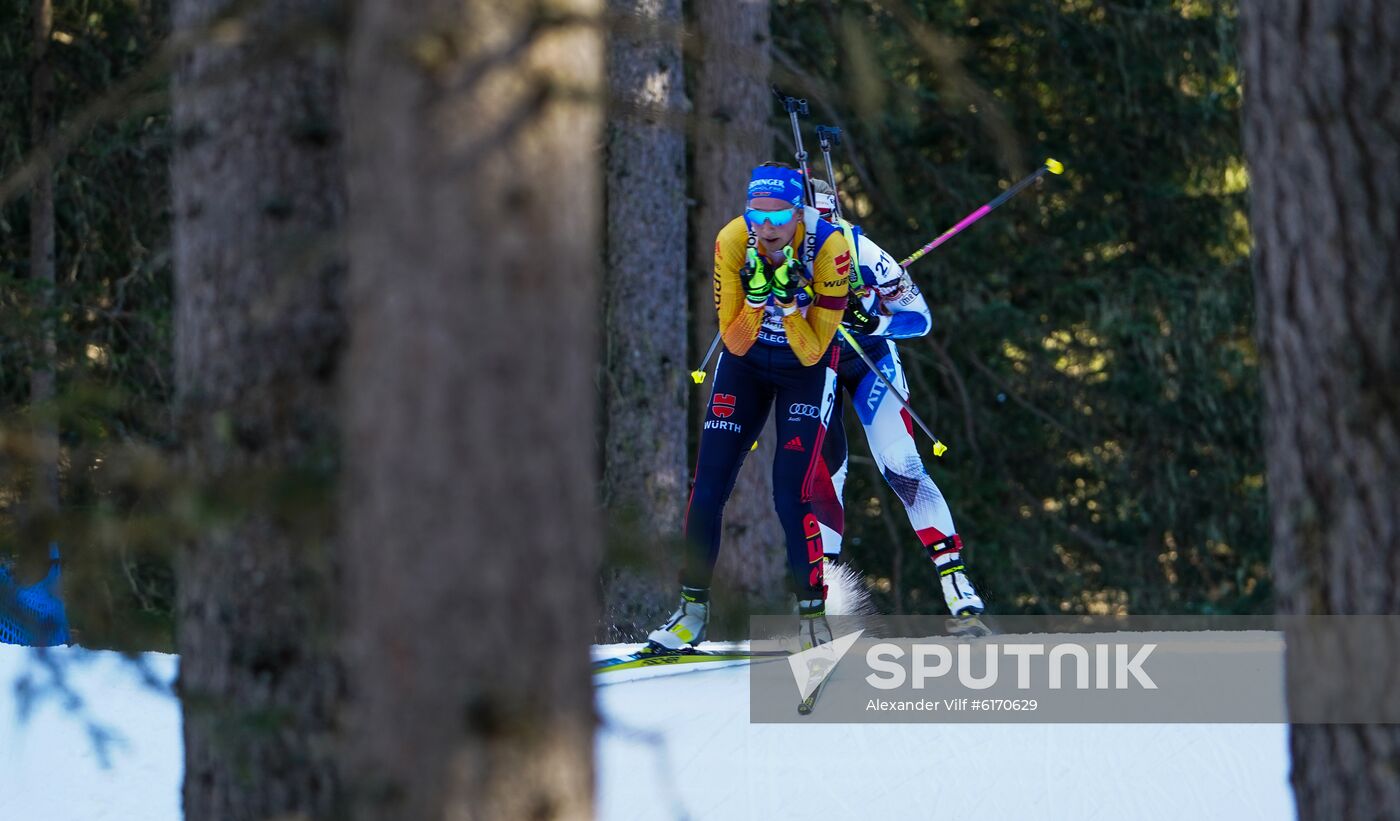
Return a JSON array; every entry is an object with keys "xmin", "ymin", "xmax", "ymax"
[
  {"xmin": 772, "ymin": 86, "xmax": 816, "ymax": 206},
  {"xmin": 814, "ymin": 124, "xmax": 845, "ymax": 224}
]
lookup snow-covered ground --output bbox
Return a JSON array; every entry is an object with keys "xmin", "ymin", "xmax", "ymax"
[
  {"xmin": 0, "ymin": 645, "xmax": 180, "ymax": 821},
  {"xmin": 594, "ymin": 646, "xmax": 1295, "ymax": 821},
  {"xmin": 1, "ymin": 639, "xmax": 1294, "ymax": 821}
]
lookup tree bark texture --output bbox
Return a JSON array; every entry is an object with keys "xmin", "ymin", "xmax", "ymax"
[
  {"xmin": 1241, "ymin": 2, "xmax": 1400, "ymax": 818},
  {"xmin": 29, "ymin": 0, "xmax": 59, "ymax": 515},
  {"xmin": 599, "ymin": 0, "xmax": 688, "ymax": 640},
  {"xmin": 170, "ymin": 0, "xmax": 345, "ymax": 817},
  {"xmin": 341, "ymin": 1, "xmax": 601, "ymax": 819},
  {"xmin": 687, "ymin": 0, "xmax": 786, "ymax": 617}
]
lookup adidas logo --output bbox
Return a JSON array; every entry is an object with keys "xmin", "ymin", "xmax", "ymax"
[{"xmin": 784, "ymin": 436, "xmax": 804, "ymax": 452}]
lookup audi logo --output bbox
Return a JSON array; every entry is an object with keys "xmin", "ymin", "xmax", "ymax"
[{"xmin": 788, "ymin": 403, "xmax": 820, "ymax": 418}]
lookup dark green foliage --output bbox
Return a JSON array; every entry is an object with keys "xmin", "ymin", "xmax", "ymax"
[
  {"xmin": 773, "ymin": 0, "xmax": 1265, "ymax": 615},
  {"xmin": 0, "ymin": 0, "xmax": 1267, "ymax": 651},
  {"xmin": 0, "ymin": 0, "xmax": 174, "ymax": 648}
]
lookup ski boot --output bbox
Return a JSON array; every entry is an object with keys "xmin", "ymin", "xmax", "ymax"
[
  {"xmin": 796, "ymin": 597, "xmax": 839, "ymax": 715},
  {"xmin": 798, "ymin": 597, "xmax": 833, "ymax": 650},
  {"xmin": 928, "ymin": 536, "xmax": 992, "ymax": 637},
  {"xmin": 646, "ymin": 586, "xmax": 710, "ymax": 652}
]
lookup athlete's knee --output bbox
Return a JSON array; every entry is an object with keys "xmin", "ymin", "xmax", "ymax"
[
  {"xmin": 871, "ymin": 433, "xmax": 922, "ymax": 471},
  {"xmin": 771, "ymin": 484, "xmax": 805, "ymax": 524},
  {"xmin": 687, "ymin": 478, "xmax": 728, "ymax": 517},
  {"xmin": 687, "ymin": 464, "xmax": 739, "ymax": 517}
]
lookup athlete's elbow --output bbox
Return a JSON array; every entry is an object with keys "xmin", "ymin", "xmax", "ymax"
[
  {"xmin": 722, "ymin": 325, "xmax": 756, "ymax": 356},
  {"xmin": 903, "ymin": 312, "xmax": 933, "ymax": 339},
  {"xmin": 723, "ymin": 336, "xmax": 754, "ymax": 357},
  {"xmin": 796, "ymin": 340, "xmax": 833, "ymax": 367}
]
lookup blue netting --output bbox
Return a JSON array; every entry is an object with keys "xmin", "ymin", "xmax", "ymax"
[{"xmin": 0, "ymin": 544, "xmax": 70, "ymax": 647}]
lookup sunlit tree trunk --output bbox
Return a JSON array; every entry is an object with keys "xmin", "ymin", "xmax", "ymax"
[
  {"xmin": 687, "ymin": 0, "xmax": 785, "ymax": 618},
  {"xmin": 1241, "ymin": 2, "xmax": 1400, "ymax": 817},
  {"xmin": 599, "ymin": 0, "xmax": 688, "ymax": 640},
  {"xmin": 170, "ymin": 0, "xmax": 345, "ymax": 817},
  {"xmin": 341, "ymin": 1, "xmax": 602, "ymax": 818}
]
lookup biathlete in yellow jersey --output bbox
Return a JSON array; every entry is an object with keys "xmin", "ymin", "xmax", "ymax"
[{"xmin": 649, "ymin": 162, "xmax": 850, "ymax": 652}]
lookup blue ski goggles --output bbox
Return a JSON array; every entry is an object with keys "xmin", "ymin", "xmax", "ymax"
[{"xmin": 745, "ymin": 207, "xmax": 797, "ymax": 227}]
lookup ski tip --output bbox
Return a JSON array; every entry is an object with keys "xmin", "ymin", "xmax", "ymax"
[
  {"xmin": 1044, "ymin": 158, "xmax": 1064, "ymax": 175},
  {"xmin": 946, "ymin": 614, "xmax": 996, "ymax": 638},
  {"xmin": 750, "ymin": 441, "xmax": 758, "ymax": 451},
  {"xmin": 690, "ymin": 370, "xmax": 707, "ymax": 384}
]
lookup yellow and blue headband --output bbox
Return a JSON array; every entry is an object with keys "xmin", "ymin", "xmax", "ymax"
[{"xmin": 746, "ymin": 165, "xmax": 804, "ymax": 207}]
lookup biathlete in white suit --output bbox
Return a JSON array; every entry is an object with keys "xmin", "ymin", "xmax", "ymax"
[{"xmin": 806, "ymin": 179, "xmax": 986, "ymax": 621}]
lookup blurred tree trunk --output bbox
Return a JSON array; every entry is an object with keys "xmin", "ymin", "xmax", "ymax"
[
  {"xmin": 1241, "ymin": 2, "xmax": 1400, "ymax": 818},
  {"xmin": 340, "ymin": 1, "xmax": 601, "ymax": 819},
  {"xmin": 599, "ymin": 0, "xmax": 687, "ymax": 640},
  {"xmin": 29, "ymin": 0, "xmax": 58, "ymax": 516},
  {"xmin": 170, "ymin": 0, "xmax": 345, "ymax": 818},
  {"xmin": 688, "ymin": 0, "xmax": 785, "ymax": 618}
]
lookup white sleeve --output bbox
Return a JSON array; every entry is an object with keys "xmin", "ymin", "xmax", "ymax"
[{"xmin": 857, "ymin": 234, "xmax": 932, "ymax": 339}]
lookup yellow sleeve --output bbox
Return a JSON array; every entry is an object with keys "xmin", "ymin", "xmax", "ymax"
[
  {"xmin": 782, "ymin": 232, "xmax": 850, "ymax": 366},
  {"xmin": 714, "ymin": 217, "xmax": 764, "ymax": 356}
]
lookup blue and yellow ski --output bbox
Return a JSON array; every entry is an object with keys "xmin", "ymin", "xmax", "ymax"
[{"xmin": 593, "ymin": 645, "xmax": 789, "ymax": 675}]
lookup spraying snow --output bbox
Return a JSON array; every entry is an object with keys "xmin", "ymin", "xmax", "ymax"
[{"xmin": 822, "ymin": 558, "xmax": 879, "ymax": 618}]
